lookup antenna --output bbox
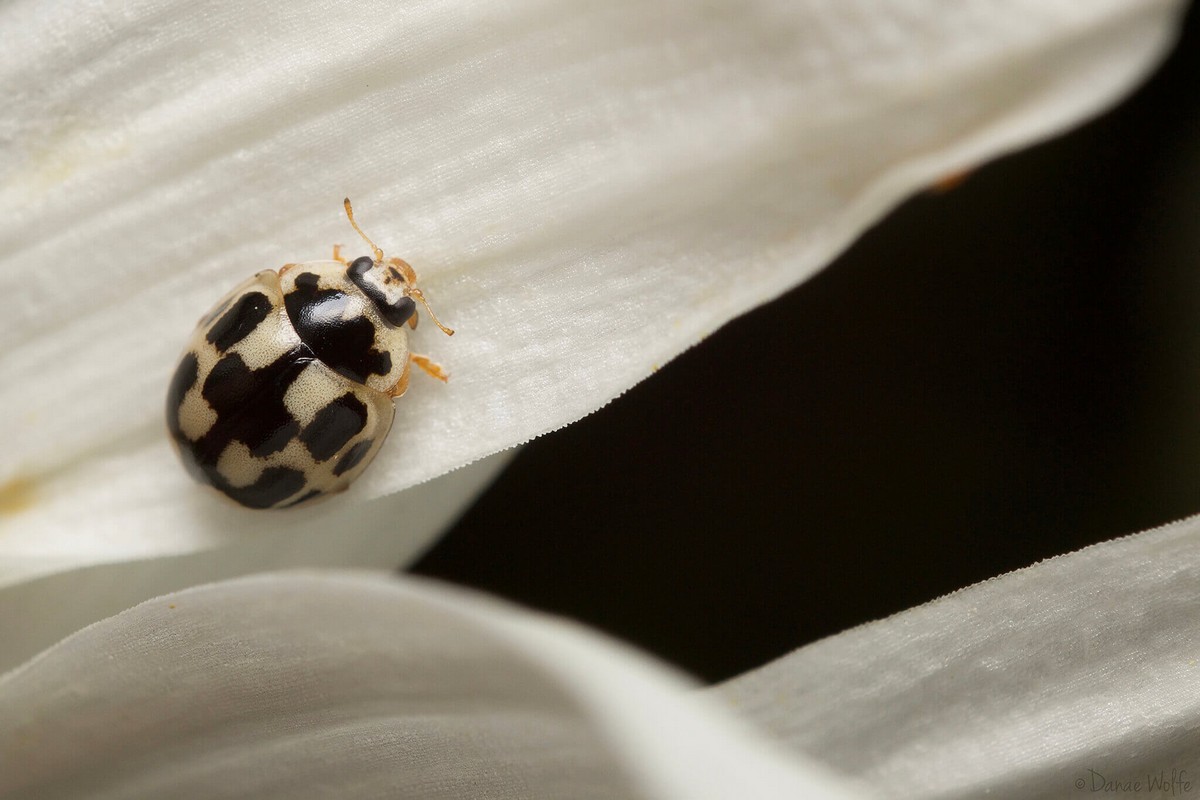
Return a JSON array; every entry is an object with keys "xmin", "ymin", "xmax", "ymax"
[
  {"xmin": 343, "ymin": 197, "xmax": 384, "ymax": 263},
  {"xmin": 410, "ymin": 288, "xmax": 455, "ymax": 336}
]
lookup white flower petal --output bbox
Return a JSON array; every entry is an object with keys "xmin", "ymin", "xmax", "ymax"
[
  {"xmin": 715, "ymin": 514, "xmax": 1200, "ymax": 799},
  {"xmin": 0, "ymin": 572, "xmax": 863, "ymax": 800},
  {"xmin": 0, "ymin": 450, "xmax": 511, "ymax": 673},
  {"xmin": 0, "ymin": 3, "xmax": 1185, "ymax": 559}
]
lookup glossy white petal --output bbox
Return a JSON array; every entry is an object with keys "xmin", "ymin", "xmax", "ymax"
[
  {"xmin": 0, "ymin": 4, "xmax": 1185, "ymax": 561},
  {"xmin": 715, "ymin": 514, "xmax": 1200, "ymax": 799},
  {"xmin": 0, "ymin": 572, "xmax": 863, "ymax": 800}
]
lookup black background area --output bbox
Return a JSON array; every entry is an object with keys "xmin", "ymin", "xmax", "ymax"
[{"xmin": 415, "ymin": 9, "xmax": 1200, "ymax": 684}]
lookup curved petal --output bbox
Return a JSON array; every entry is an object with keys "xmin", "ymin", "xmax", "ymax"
[
  {"xmin": 0, "ymin": 3, "xmax": 1185, "ymax": 557},
  {"xmin": 0, "ymin": 572, "xmax": 863, "ymax": 800},
  {"xmin": 0, "ymin": 450, "xmax": 511, "ymax": 673},
  {"xmin": 715, "ymin": 514, "xmax": 1200, "ymax": 799}
]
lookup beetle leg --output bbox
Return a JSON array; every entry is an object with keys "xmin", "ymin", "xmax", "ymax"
[
  {"xmin": 411, "ymin": 353, "xmax": 449, "ymax": 383},
  {"xmin": 407, "ymin": 311, "xmax": 419, "ymax": 330},
  {"xmin": 331, "ymin": 244, "xmax": 348, "ymax": 264}
]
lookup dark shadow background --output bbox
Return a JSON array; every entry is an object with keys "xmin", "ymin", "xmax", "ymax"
[{"xmin": 416, "ymin": 8, "xmax": 1200, "ymax": 684}]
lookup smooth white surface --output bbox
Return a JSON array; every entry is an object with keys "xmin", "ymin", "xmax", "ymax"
[
  {"xmin": 0, "ymin": 450, "xmax": 512, "ymax": 672},
  {"xmin": 0, "ymin": 572, "xmax": 864, "ymax": 800},
  {"xmin": 716, "ymin": 514, "xmax": 1200, "ymax": 800},
  {"xmin": 0, "ymin": 0, "xmax": 1184, "ymax": 564},
  {"xmin": 11, "ymin": 519, "xmax": 1200, "ymax": 798}
]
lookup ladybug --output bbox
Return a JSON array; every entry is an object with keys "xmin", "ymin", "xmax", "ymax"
[{"xmin": 166, "ymin": 199, "xmax": 454, "ymax": 509}]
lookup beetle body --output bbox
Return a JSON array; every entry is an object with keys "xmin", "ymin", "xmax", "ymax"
[{"xmin": 166, "ymin": 201, "xmax": 451, "ymax": 509}]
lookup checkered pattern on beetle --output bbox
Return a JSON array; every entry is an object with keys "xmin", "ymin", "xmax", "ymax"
[{"xmin": 166, "ymin": 199, "xmax": 454, "ymax": 509}]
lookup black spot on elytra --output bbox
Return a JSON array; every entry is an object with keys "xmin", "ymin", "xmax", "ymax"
[
  {"xmin": 165, "ymin": 351, "xmax": 199, "ymax": 439},
  {"xmin": 348, "ymin": 257, "xmax": 416, "ymax": 328},
  {"xmin": 249, "ymin": 418, "xmax": 301, "ymax": 458},
  {"xmin": 167, "ymin": 351, "xmax": 215, "ymax": 489},
  {"xmin": 332, "ymin": 438, "xmax": 374, "ymax": 477},
  {"xmin": 168, "ymin": 346, "xmax": 318, "ymax": 508},
  {"xmin": 199, "ymin": 293, "xmax": 235, "ymax": 327},
  {"xmin": 221, "ymin": 466, "xmax": 308, "ymax": 509},
  {"xmin": 301, "ymin": 393, "xmax": 368, "ymax": 461},
  {"xmin": 284, "ymin": 272, "xmax": 393, "ymax": 384},
  {"xmin": 206, "ymin": 291, "xmax": 273, "ymax": 352},
  {"xmin": 172, "ymin": 439, "xmax": 213, "ymax": 487},
  {"xmin": 191, "ymin": 350, "xmax": 310, "ymax": 468}
]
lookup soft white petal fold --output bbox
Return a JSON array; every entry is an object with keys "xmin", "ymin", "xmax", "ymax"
[
  {"xmin": 0, "ymin": 450, "xmax": 509, "ymax": 673},
  {"xmin": 0, "ymin": 0, "xmax": 1185, "ymax": 568},
  {"xmin": 0, "ymin": 572, "xmax": 863, "ymax": 800},
  {"xmin": 715, "ymin": 514, "xmax": 1200, "ymax": 800}
]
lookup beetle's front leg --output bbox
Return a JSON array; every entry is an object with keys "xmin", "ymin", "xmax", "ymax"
[{"xmin": 411, "ymin": 353, "xmax": 449, "ymax": 383}]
